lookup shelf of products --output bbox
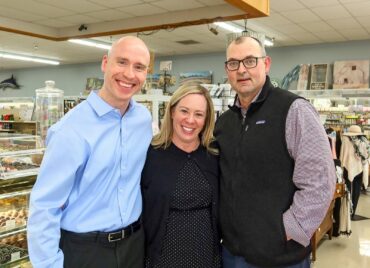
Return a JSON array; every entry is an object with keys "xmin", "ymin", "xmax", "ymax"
[
  {"xmin": 289, "ymin": 89, "xmax": 370, "ymax": 99},
  {"xmin": 0, "ymin": 134, "xmax": 43, "ymax": 267}
]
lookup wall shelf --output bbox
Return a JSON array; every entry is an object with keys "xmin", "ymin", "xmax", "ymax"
[{"xmin": 289, "ymin": 89, "xmax": 370, "ymax": 99}]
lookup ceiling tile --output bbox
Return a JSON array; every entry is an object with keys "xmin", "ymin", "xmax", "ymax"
[
  {"xmin": 312, "ymin": 5, "xmax": 352, "ymax": 19},
  {"xmin": 196, "ymin": 0, "xmax": 224, "ymax": 6},
  {"xmin": 278, "ymin": 40, "xmax": 302, "ymax": 47},
  {"xmin": 356, "ymin": 15, "xmax": 370, "ymax": 27},
  {"xmin": 33, "ymin": 19, "xmax": 75, "ymax": 28},
  {"xmin": 291, "ymin": 32, "xmax": 322, "ymax": 43},
  {"xmin": 340, "ymin": 28, "xmax": 370, "ymax": 39},
  {"xmin": 119, "ymin": 4, "xmax": 167, "ymax": 16},
  {"xmin": 326, "ymin": 17, "xmax": 364, "ymax": 30},
  {"xmin": 299, "ymin": 21, "xmax": 334, "ymax": 32},
  {"xmin": 0, "ymin": 1, "xmax": 72, "ymax": 17},
  {"xmin": 299, "ymin": 0, "xmax": 341, "ymax": 8},
  {"xmin": 35, "ymin": 0, "xmax": 105, "ymax": 12},
  {"xmin": 254, "ymin": 13, "xmax": 291, "ymax": 26},
  {"xmin": 338, "ymin": 0, "xmax": 369, "ymax": 3},
  {"xmin": 280, "ymin": 9, "xmax": 322, "ymax": 23},
  {"xmin": 87, "ymin": 0, "xmax": 143, "ymax": 8},
  {"xmin": 0, "ymin": 6, "xmax": 44, "ymax": 21},
  {"xmin": 84, "ymin": 9, "xmax": 133, "ymax": 21},
  {"xmin": 313, "ymin": 30, "xmax": 346, "ymax": 41},
  {"xmin": 271, "ymin": 24, "xmax": 305, "ymax": 34},
  {"xmin": 58, "ymin": 14, "xmax": 102, "ymax": 24},
  {"xmin": 270, "ymin": 0, "xmax": 304, "ymax": 12},
  {"xmin": 344, "ymin": 1, "xmax": 370, "ymax": 17},
  {"xmin": 151, "ymin": 0, "xmax": 204, "ymax": 11}
]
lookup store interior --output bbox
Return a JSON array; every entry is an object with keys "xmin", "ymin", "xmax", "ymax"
[{"xmin": 0, "ymin": 0, "xmax": 370, "ymax": 267}]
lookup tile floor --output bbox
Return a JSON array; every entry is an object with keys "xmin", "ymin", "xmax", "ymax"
[{"xmin": 312, "ymin": 191, "xmax": 370, "ymax": 268}]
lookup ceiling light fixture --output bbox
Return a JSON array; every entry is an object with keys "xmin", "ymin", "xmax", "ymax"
[
  {"xmin": 68, "ymin": 39, "xmax": 112, "ymax": 50},
  {"xmin": 264, "ymin": 37, "xmax": 274, "ymax": 47},
  {"xmin": 0, "ymin": 51, "xmax": 60, "ymax": 65},
  {"xmin": 214, "ymin": 22, "xmax": 274, "ymax": 47},
  {"xmin": 214, "ymin": 22, "xmax": 243, "ymax": 33}
]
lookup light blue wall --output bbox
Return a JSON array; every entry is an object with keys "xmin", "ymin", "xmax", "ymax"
[
  {"xmin": 267, "ymin": 39, "xmax": 370, "ymax": 83},
  {"xmin": 1, "ymin": 39, "xmax": 369, "ymax": 98},
  {"xmin": 0, "ymin": 63, "xmax": 102, "ymax": 98}
]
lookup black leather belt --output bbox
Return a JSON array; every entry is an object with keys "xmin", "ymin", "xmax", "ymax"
[{"xmin": 61, "ymin": 219, "xmax": 141, "ymax": 243}]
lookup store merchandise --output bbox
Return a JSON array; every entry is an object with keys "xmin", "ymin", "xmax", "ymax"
[{"xmin": 0, "ymin": 135, "xmax": 42, "ymax": 266}]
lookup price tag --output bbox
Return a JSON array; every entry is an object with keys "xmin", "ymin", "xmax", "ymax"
[
  {"xmin": 11, "ymin": 251, "xmax": 21, "ymax": 262},
  {"xmin": 5, "ymin": 219, "xmax": 16, "ymax": 229}
]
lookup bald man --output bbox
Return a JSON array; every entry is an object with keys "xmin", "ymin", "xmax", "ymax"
[{"xmin": 28, "ymin": 36, "xmax": 152, "ymax": 268}]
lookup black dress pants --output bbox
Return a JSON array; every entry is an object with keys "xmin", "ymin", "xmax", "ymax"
[{"xmin": 60, "ymin": 227, "xmax": 144, "ymax": 268}]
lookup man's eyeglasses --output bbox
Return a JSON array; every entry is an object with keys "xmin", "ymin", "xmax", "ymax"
[{"xmin": 225, "ymin": 56, "xmax": 266, "ymax": 71}]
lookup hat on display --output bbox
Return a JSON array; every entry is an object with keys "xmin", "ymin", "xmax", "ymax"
[{"xmin": 343, "ymin": 125, "xmax": 364, "ymax": 136}]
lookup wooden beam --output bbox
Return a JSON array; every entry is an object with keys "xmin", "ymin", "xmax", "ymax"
[
  {"xmin": 224, "ymin": 0, "xmax": 269, "ymax": 18},
  {"xmin": 0, "ymin": 14, "xmax": 249, "ymax": 41}
]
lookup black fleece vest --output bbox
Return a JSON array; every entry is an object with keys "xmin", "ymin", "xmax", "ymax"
[{"xmin": 215, "ymin": 80, "xmax": 310, "ymax": 267}]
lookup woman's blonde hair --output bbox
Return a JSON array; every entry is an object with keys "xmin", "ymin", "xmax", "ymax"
[{"xmin": 152, "ymin": 83, "xmax": 218, "ymax": 154}]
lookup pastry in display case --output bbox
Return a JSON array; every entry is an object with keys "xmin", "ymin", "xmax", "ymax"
[
  {"xmin": 0, "ymin": 221, "xmax": 29, "ymax": 266},
  {"xmin": 0, "ymin": 134, "xmax": 44, "ymax": 267},
  {"xmin": 0, "ymin": 134, "xmax": 44, "ymax": 180},
  {"xmin": 0, "ymin": 189, "xmax": 31, "ymax": 267}
]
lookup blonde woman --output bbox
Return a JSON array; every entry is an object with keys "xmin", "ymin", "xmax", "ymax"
[{"xmin": 141, "ymin": 84, "xmax": 221, "ymax": 268}]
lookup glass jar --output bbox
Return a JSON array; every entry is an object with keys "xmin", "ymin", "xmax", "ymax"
[{"xmin": 35, "ymin": 81, "xmax": 64, "ymax": 145}]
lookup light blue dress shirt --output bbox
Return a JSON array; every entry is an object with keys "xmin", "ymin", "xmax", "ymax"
[{"xmin": 27, "ymin": 91, "xmax": 152, "ymax": 268}]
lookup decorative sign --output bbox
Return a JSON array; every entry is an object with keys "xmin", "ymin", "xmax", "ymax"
[
  {"xmin": 159, "ymin": 61, "xmax": 172, "ymax": 71},
  {"xmin": 333, "ymin": 60, "xmax": 369, "ymax": 89}
]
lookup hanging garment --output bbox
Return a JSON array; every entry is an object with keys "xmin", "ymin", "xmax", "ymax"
[
  {"xmin": 339, "ymin": 188, "xmax": 352, "ymax": 236},
  {"xmin": 340, "ymin": 135, "xmax": 369, "ymax": 188}
]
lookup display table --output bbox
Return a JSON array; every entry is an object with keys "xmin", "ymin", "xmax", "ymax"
[{"xmin": 311, "ymin": 183, "xmax": 345, "ymax": 261}]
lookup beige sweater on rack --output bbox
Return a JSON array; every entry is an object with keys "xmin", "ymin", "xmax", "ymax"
[{"xmin": 340, "ymin": 136, "xmax": 369, "ymax": 188}]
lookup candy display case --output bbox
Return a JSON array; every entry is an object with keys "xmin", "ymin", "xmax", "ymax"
[
  {"xmin": 0, "ymin": 190, "xmax": 30, "ymax": 267},
  {"xmin": 0, "ymin": 135, "xmax": 44, "ymax": 180},
  {"xmin": 0, "ymin": 134, "xmax": 44, "ymax": 266}
]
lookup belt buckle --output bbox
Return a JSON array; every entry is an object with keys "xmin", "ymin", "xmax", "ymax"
[
  {"xmin": 121, "ymin": 229, "xmax": 126, "ymax": 239},
  {"xmin": 108, "ymin": 231, "xmax": 122, "ymax": 242}
]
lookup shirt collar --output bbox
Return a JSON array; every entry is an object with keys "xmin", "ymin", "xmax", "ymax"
[
  {"xmin": 87, "ymin": 90, "xmax": 137, "ymax": 117},
  {"xmin": 235, "ymin": 88, "xmax": 263, "ymax": 115}
]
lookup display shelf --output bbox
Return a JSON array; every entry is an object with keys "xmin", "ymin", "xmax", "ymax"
[
  {"xmin": 0, "ymin": 135, "xmax": 42, "ymax": 267},
  {"xmin": 0, "ymin": 227, "xmax": 27, "ymax": 240},
  {"xmin": 0, "ymin": 121, "xmax": 35, "ymax": 124},
  {"xmin": 0, "ymin": 135, "xmax": 44, "ymax": 180},
  {"xmin": 289, "ymin": 88, "xmax": 370, "ymax": 99},
  {"xmin": 0, "ymin": 187, "xmax": 30, "ymax": 266}
]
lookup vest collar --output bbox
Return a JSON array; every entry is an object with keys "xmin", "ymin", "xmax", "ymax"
[{"xmin": 229, "ymin": 75, "xmax": 273, "ymax": 113}]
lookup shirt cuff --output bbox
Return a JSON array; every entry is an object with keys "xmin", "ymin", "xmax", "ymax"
[{"xmin": 283, "ymin": 209, "xmax": 311, "ymax": 247}]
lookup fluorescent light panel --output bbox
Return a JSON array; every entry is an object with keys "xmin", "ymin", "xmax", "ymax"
[
  {"xmin": 0, "ymin": 51, "xmax": 60, "ymax": 65},
  {"xmin": 214, "ymin": 22, "xmax": 243, "ymax": 33},
  {"xmin": 214, "ymin": 22, "xmax": 274, "ymax": 47},
  {"xmin": 68, "ymin": 39, "xmax": 112, "ymax": 50}
]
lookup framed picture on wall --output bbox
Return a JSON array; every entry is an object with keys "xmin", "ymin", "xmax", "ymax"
[
  {"xmin": 310, "ymin": 64, "xmax": 330, "ymax": 90},
  {"xmin": 333, "ymin": 60, "xmax": 369, "ymax": 89},
  {"xmin": 84, "ymin": 77, "xmax": 104, "ymax": 95},
  {"xmin": 179, "ymin": 71, "xmax": 212, "ymax": 86},
  {"xmin": 297, "ymin": 64, "xmax": 310, "ymax": 90}
]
